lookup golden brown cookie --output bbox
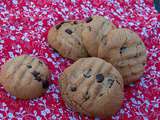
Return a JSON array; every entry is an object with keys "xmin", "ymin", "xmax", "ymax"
[
  {"xmin": 98, "ymin": 28, "xmax": 147, "ymax": 85},
  {"xmin": 0, "ymin": 55, "xmax": 50, "ymax": 99},
  {"xmin": 59, "ymin": 57, "xmax": 124, "ymax": 118},
  {"xmin": 48, "ymin": 21, "xmax": 88, "ymax": 60},
  {"xmin": 82, "ymin": 16, "xmax": 116, "ymax": 56}
]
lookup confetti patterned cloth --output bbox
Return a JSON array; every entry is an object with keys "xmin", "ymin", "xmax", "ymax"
[{"xmin": 0, "ymin": 0, "xmax": 160, "ymax": 120}]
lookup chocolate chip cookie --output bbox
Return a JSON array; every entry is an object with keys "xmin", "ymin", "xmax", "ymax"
[
  {"xmin": 98, "ymin": 28, "xmax": 147, "ymax": 85},
  {"xmin": 48, "ymin": 21, "xmax": 88, "ymax": 60},
  {"xmin": 59, "ymin": 57, "xmax": 124, "ymax": 118},
  {"xmin": 82, "ymin": 16, "xmax": 116, "ymax": 56},
  {"xmin": 0, "ymin": 55, "xmax": 50, "ymax": 99}
]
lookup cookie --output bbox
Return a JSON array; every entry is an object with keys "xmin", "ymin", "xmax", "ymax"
[
  {"xmin": 48, "ymin": 20, "xmax": 88, "ymax": 60},
  {"xmin": 0, "ymin": 55, "xmax": 50, "ymax": 99},
  {"xmin": 59, "ymin": 57, "xmax": 124, "ymax": 118},
  {"xmin": 82, "ymin": 16, "xmax": 116, "ymax": 56},
  {"xmin": 98, "ymin": 28, "xmax": 147, "ymax": 85}
]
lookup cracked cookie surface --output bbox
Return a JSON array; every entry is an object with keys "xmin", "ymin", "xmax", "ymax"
[
  {"xmin": 59, "ymin": 57, "xmax": 124, "ymax": 117},
  {"xmin": 98, "ymin": 28, "xmax": 147, "ymax": 84},
  {"xmin": 82, "ymin": 16, "xmax": 116, "ymax": 56},
  {"xmin": 0, "ymin": 55, "xmax": 50, "ymax": 99},
  {"xmin": 48, "ymin": 21, "xmax": 88, "ymax": 60}
]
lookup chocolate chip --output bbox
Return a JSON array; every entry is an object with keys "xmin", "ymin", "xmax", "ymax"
[
  {"xmin": 83, "ymin": 68, "xmax": 92, "ymax": 78},
  {"xmin": 27, "ymin": 65, "xmax": 32, "ymax": 68},
  {"xmin": 42, "ymin": 80, "xmax": 49, "ymax": 89},
  {"xmin": 116, "ymin": 80, "xmax": 120, "ymax": 85},
  {"xmin": 55, "ymin": 24, "xmax": 62, "ymax": 29},
  {"xmin": 73, "ymin": 21, "xmax": 78, "ymax": 24},
  {"xmin": 39, "ymin": 61, "xmax": 43, "ymax": 65},
  {"xmin": 120, "ymin": 46, "xmax": 127, "ymax": 54},
  {"xmin": 53, "ymin": 48, "xmax": 58, "ymax": 53},
  {"xmin": 108, "ymin": 79, "xmax": 115, "ymax": 88},
  {"xmin": 55, "ymin": 21, "xmax": 66, "ymax": 29},
  {"xmin": 70, "ymin": 85, "xmax": 77, "ymax": 92},
  {"xmin": 84, "ymin": 74, "xmax": 91, "ymax": 78},
  {"xmin": 99, "ymin": 93, "xmax": 104, "ymax": 97},
  {"xmin": 96, "ymin": 74, "xmax": 104, "ymax": 83},
  {"xmin": 143, "ymin": 63, "xmax": 146, "ymax": 66},
  {"xmin": 85, "ymin": 17, "xmax": 92, "ymax": 23},
  {"xmin": 32, "ymin": 71, "xmax": 40, "ymax": 77},
  {"xmin": 134, "ymin": 54, "xmax": 138, "ymax": 58},
  {"xmin": 76, "ymin": 41, "xmax": 81, "ymax": 45},
  {"xmin": 36, "ymin": 76, "xmax": 42, "ymax": 81},
  {"xmin": 65, "ymin": 29, "xmax": 72, "ymax": 34},
  {"xmin": 32, "ymin": 71, "xmax": 42, "ymax": 81}
]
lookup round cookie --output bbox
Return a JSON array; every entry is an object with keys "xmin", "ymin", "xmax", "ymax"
[
  {"xmin": 0, "ymin": 55, "xmax": 50, "ymax": 99},
  {"xmin": 82, "ymin": 16, "xmax": 116, "ymax": 56},
  {"xmin": 59, "ymin": 57, "xmax": 124, "ymax": 118},
  {"xmin": 48, "ymin": 21, "xmax": 88, "ymax": 60},
  {"xmin": 98, "ymin": 28, "xmax": 147, "ymax": 85}
]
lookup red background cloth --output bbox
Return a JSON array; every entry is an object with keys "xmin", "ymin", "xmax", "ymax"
[{"xmin": 0, "ymin": 0, "xmax": 160, "ymax": 120}]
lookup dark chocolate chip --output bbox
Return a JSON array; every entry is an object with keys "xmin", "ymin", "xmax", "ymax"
[
  {"xmin": 32, "ymin": 71, "xmax": 40, "ymax": 77},
  {"xmin": 70, "ymin": 85, "xmax": 77, "ymax": 92},
  {"xmin": 108, "ymin": 79, "xmax": 115, "ymax": 88},
  {"xmin": 55, "ymin": 21, "xmax": 66, "ymax": 29},
  {"xmin": 53, "ymin": 48, "xmax": 58, "ymax": 53},
  {"xmin": 42, "ymin": 80, "xmax": 49, "ymax": 89},
  {"xmin": 65, "ymin": 29, "xmax": 72, "ymax": 34},
  {"xmin": 73, "ymin": 21, "xmax": 78, "ymax": 24},
  {"xmin": 116, "ymin": 80, "xmax": 120, "ymax": 85},
  {"xmin": 96, "ymin": 74, "xmax": 104, "ymax": 83},
  {"xmin": 143, "ymin": 63, "xmax": 146, "ymax": 66},
  {"xmin": 99, "ymin": 93, "xmax": 104, "ymax": 97},
  {"xmin": 83, "ymin": 74, "xmax": 91, "ymax": 78},
  {"xmin": 32, "ymin": 71, "xmax": 42, "ymax": 81},
  {"xmin": 27, "ymin": 65, "xmax": 32, "ymax": 68},
  {"xmin": 120, "ymin": 46, "xmax": 127, "ymax": 54},
  {"xmin": 134, "ymin": 54, "xmax": 138, "ymax": 58},
  {"xmin": 55, "ymin": 24, "xmax": 62, "ymax": 29},
  {"xmin": 36, "ymin": 76, "xmax": 42, "ymax": 81},
  {"xmin": 85, "ymin": 17, "xmax": 92, "ymax": 23},
  {"xmin": 78, "ymin": 41, "xmax": 81, "ymax": 45},
  {"xmin": 83, "ymin": 68, "xmax": 92, "ymax": 78},
  {"xmin": 39, "ymin": 61, "xmax": 43, "ymax": 65}
]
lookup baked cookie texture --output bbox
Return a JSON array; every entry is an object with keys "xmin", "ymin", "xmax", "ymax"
[
  {"xmin": 98, "ymin": 28, "xmax": 147, "ymax": 84},
  {"xmin": 0, "ymin": 55, "xmax": 50, "ymax": 99},
  {"xmin": 82, "ymin": 16, "xmax": 116, "ymax": 56},
  {"xmin": 48, "ymin": 21, "xmax": 88, "ymax": 60},
  {"xmin": 59, "ymin": 57, "xmax": 124, "ymax": 117}
]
